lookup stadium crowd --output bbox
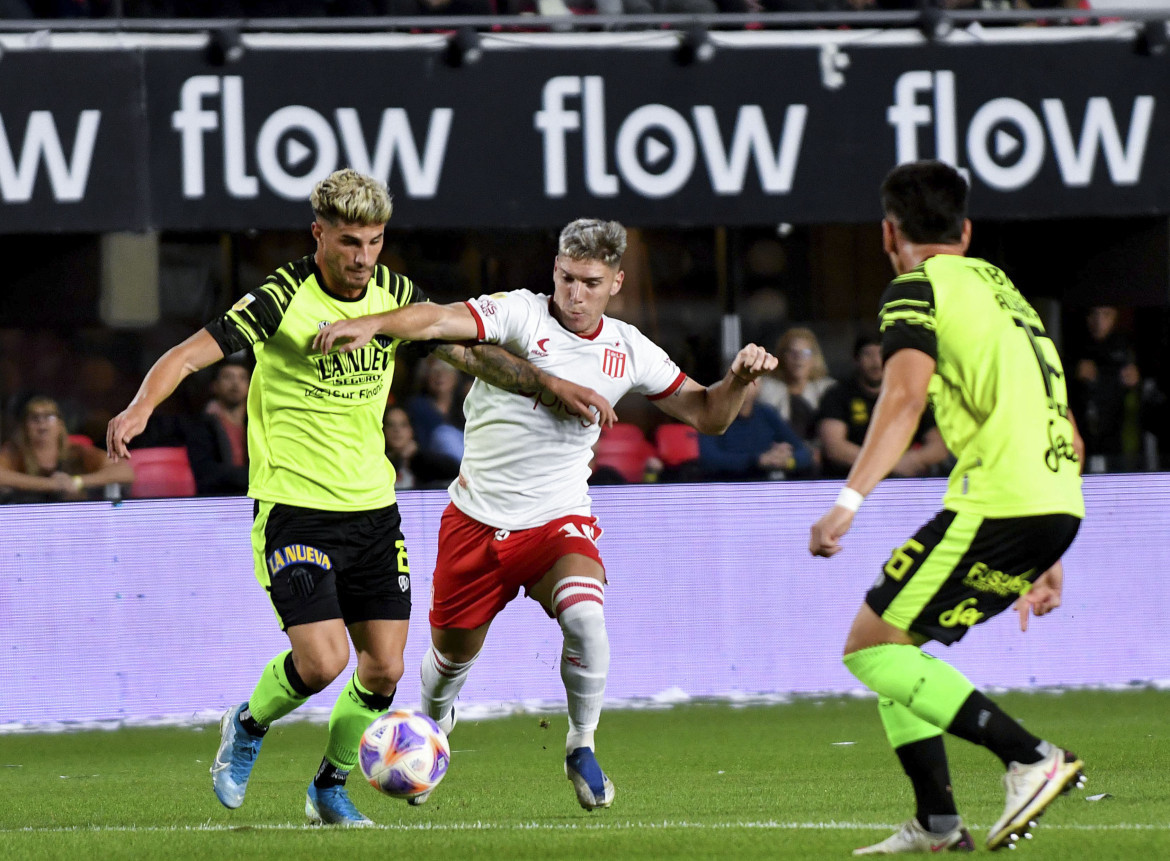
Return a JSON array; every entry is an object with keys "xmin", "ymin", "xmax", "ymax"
[{"xmin": 2, "ymin": 289, "xmax": 1164, "ymax": 501}]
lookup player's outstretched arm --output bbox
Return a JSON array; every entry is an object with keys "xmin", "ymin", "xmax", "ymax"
[
  {"xmin": 809, "ymin": 348, "xmax": 935, "ymax": 558},
  {"xmin": 433, "ymin": 343, "xmax": 616, "ymax": 427},
  {"xmin": 651, "ymin": 344, "xmax": 778, "ymax": 435},
  {"xmin": 107, "ymin": 329, "xmax": 225, "ymax": 461},
  {"xmin": 313, "ymin": 302, "xmax": 479, "ymax": 355}
]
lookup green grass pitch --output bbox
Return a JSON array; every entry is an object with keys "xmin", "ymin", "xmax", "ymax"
[{"xmin": 1, "ymin": 689, "xmax": 1166, "ymax": 859}]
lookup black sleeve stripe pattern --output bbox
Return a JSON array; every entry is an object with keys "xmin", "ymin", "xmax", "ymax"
[
  {"xmin": 231, "ymin": 284, "xmax": 287, "ymax": 345},
  {"xmin": 879, "ymin": 273, "xmax": 938, "ymax": 362},
  {"xmin": 389, "ymin": 268, "xmax": 427, "ymax": 308},
  {"xmin": 205, "ymin": 261, "xmax": 302, "ymax": 353},
  {"xmin": 271, "ymin": 266, "xmax": 298, "ymax": 296}
]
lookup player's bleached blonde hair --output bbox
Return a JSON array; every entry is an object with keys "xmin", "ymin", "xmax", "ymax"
[
  {"xmin": 311, "ymin": 169, "xmax": 393, "ymax": 226},
  {"xmin": 558, "ymin": 218, "xmax": 627, "ymax": 268}
]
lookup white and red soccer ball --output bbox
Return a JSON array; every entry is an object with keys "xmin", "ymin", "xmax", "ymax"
[{"xmin": 358, "ymin": 709, "xmax": 451, "ymax": 799}]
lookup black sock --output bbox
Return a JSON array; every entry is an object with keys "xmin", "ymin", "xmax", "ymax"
[
  {"xmin": 895, "ymin": 735, "xmax": 958, "ymax": 830},
  {"xmin": 238, "ymin": 704, "xmax": 268, "ymax": 738},
  {"xmin": 947, "ymin": 691, "xmax": 1045, "ymax": 767},
  {"xmin": 313, "ymin": 757, "xmax": 350, "ymax": 790}
]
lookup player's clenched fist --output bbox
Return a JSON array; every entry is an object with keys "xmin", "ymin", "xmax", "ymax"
[
  {"xmin": 730, "ymin": 344, "xmax": 778, "ymax": 383},
  {"xmin": 809, "ymin": 506, "xmax": 853, "ymax": 557}
]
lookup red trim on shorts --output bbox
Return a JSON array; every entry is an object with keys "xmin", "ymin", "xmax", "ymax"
[
  {"xmin": 646, "ymin": 370, "xmax": 687, "ymax": 401},
  {"xmin": 465, "ymin": 300, "xmax": 486, "ymax": 340}
]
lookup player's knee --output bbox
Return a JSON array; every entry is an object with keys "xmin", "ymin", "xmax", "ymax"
[
  {"xmin": 361, "ymin": 653, "xmax": 405, "ymax": 692},
  {"xmin": 434, "ymin": 643, "xmax": 480, "ymax": 666},
  {"xmin": 432, "ymin": 627, "xmax": 486, "ymax": 665},
  {"xmin": 292, "ymin": 644, "xmax": 350, "ymax": 692},
  {"xmin": 555, "ymin": 579, "xmax": 609, "ymax": 666}
]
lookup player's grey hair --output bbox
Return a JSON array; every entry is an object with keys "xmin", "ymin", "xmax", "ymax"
[
  {"xmin": 558, "ymin": 219, "xmax": 627, "ymax": 268},
  {"xmin": 311, "ymin": 169, "xmax": 393, "ymax": 226}
]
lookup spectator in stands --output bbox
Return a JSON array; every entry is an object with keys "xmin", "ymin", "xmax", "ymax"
[
  {"xmin": 1068, "ymin": 305, "xmax": 1143, "ymax": 472},
  {"xmin": 698, "ymin": 378, "xmax": 813, "ymax": 481},
  {"xmin": 757, "ymin": 326, "xmax": 835, "ymax": 443},
  {"xmin": 186, "ymin": 356, "xmax": 250, "ymax": 496},
  {"xmin": 0, "ymin": 395, "xmax": 133, "ymax": 503},
  {"xmin": 383, "ymin": 404, "xmax": 460, "ymax": 490},
  {"xmin": 817, "ymin": 334, "xmax": 948, "ymax": 478},
  {"xmin": 407, "ymin": 354, "xmax": 467, "ymax": 462}
]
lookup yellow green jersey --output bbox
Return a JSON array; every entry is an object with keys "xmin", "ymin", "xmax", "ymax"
[
  {"xmin": 878, "ymin": 255, "xmax": 1084, "ymax": 519},
  {"xmin": 205, "ymin": 255, "xmax": 425, "ymax": 512}
]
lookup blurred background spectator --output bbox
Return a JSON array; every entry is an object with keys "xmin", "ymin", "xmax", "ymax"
[
  {"xmin": 816, "ymin": 334, "xmax": 949, "ymax": 479},
  {"xmin": 384, "ymin": 404, "xmax": 460, "ymax": 490},
  {"xmin": 0, "ymin": 395, "xmax": 133, "ymax": 503},
  {"xmin": 185, "ymin": 355, "xmax": 250, "ymax": 497},
  {"xmin": 756, "ymin": 326, "xmax": 835, "ymax": 446},
  {"xmin": 407, "ymin": 354, "xmax": 468, "ymax": 463},
  {"xmin": 698, "ymin": 379, "xmax": 813, "ymax": 481},
  {"xmin": 1068, "ymin": 305, "xmax": 1146, "ymax": 473}
]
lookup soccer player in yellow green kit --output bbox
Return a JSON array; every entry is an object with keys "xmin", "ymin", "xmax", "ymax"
[
  {"xmin": 810, "ymin": 160, "xmax": 1086, "ymax": 854},
  {"xmin": 107, "ymin": 169, "xmax": 615, "ymax": 826}
]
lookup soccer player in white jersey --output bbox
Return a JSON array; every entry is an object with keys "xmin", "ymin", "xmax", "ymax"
[{"xmin": 314, "ymin": 218, "xmax": 777, "ymax": 810}]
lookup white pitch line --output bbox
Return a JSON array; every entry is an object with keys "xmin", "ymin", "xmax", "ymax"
[{"xmin": 2, "ymin": 820, "xmax": 1168, "ymax": 834}]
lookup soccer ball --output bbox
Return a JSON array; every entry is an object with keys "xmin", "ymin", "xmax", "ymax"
[{"xmin": 359, "ymin": 709, "xmax": 451, "ymax": 799}]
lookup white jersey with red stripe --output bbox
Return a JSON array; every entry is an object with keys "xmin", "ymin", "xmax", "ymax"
[{"xmin": 451, "ymin": 289, "xmax": 686, "ymax": 531}]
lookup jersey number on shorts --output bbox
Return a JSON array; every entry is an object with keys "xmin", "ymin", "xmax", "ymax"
[{"xmin": 884, "ymin": 538, "xmax": 925, "ymax": 581}]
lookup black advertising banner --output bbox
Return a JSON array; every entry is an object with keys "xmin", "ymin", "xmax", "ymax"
[
  {"xmin": 2, "ymin": 34, "xmax": 1168, "ymax": 232},
  {"xmin": 0, "ymin": 51, "xmax": 147, "ymax": 232}
]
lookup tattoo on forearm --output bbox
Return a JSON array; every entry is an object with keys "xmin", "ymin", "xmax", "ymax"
[
  {"xmin": 431, "ymin": 343, "xmax": 469, "ymax": 373},
  {"xmin": 434, "ymin": 343, "xmax": 541, "ymax": 394}
]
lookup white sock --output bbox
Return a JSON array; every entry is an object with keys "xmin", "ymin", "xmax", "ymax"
[
  {"xmin": 419, "ymin": 644, "xmax": 477, "ymax": 735},
  {"xmin": 553, "ymin": 577, "xmax": 609, "ymax": 755}
]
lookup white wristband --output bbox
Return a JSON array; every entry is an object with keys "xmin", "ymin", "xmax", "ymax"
[{"xmin": 835, "ymin": 487, "xmax": 864, "ymax": 513}]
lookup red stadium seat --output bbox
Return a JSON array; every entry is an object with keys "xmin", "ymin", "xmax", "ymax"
[
  {"xmin": 654, "ymin": 423, "xmax": 699, "ymax": 468},
  {"xmin": 597, "ymin": 423, "xmax": 647, "ymax": 445},
  {"xmin": 593, "ymin": 424, "xmax": 655, "ymax": 484},
  {"xmin": 128, "ymin": 446, "xmax": 197, "ymax": 499}
]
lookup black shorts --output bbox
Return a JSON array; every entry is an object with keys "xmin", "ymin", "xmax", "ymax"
[
  {"xmin": 251, "ymin": 501, "xmax": 412, "ymax": 630},
  {"xmin": 866, "ymin": 510, "xmax": 1080, "ymax": 645}
]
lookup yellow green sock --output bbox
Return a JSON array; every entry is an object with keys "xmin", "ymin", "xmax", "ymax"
[
  {"xmin": 323, "ymin": 673, "xmax": 395, "ymax": 773},
  {"xmin": 844, "ymin": 644, "xmax": 975, "ymax": 730},
  {"xmin": 878, "ymin": 696, "xmax": 944, "ymax": 749},
  {"xmin": 247, "ymin": 650, "xmax": 311, "ymax": 727}
]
